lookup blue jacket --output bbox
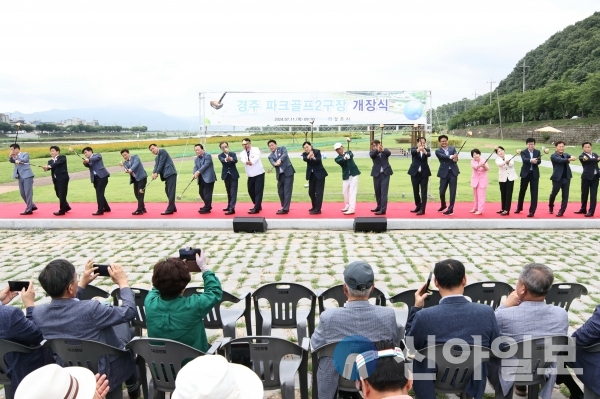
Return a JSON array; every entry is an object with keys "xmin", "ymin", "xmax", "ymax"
[
  {"xmin": 217, "ymin": 151, "xmax": 240, "ymax": 180},
  {"xmin": 550, "ymin": 152, "xmax": 573, "ymax": 181},
  {"xmin": 435, "ymin": 147, "xmax": 460, "ymax": 178},
  {"xmin": 85, "ymin": 153, "xmax": 110, "ymax": 182},
  {"xmin": 193, "ymin": 153, "xmax": 217, "ymax": 184},
  {"xmin": 369, "ymin": 148, "xmax": 393, "ymax": 177},
  {"xmin": 268, "ymin": 146, "xmax": 296, "ymax": 181},
  {"xmin": 519, "ymin": 148, "xmax": 541, "ymax": 179},
  {"xmin": 9, "ymin": 152, "xmax": 34, "ymax": 180},
  {"xmin": 123, "ymin": 154, "xmax": 148, "ymax": 183},
  {"xmin": 153, "ymin": 149, "xmax": 177, "ymax": 180},
  {"xmin": 572, "ymin": 304, "xmax": 600, "ymax": 395}
]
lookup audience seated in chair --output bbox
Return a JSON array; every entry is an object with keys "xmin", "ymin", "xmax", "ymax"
[
  {"xmin": 310, "ymin": 261, "xmax": 399, "ymax": 399},
  {"xmin": 30, "ymin": 259, "xmax": 140, "ymax": 398},
  {"xmin": 15, "ymin": 364, "xmax": 109, "ymax": 399},
  {"xmin": 354, "ymin": 340, "xmax": 412, "ymax": 399},
  {"xmin": 488, "ymin": 263, "xmax": 582, "ymax": 399},
  {"xmin": 145, "ymin": 251, "xmax": 223, "ymax": 352},
  {"xmin": 571, "ymin": 302, "xmax": 600, "ymax": 397},
  {"xmin": 171, "ymin": 354, "xmax": 262, "ymax": 399},
  {"xmin": 0, "ymin": 283, "xmax": 51, "ymax": 396},
  {"xmin": 405, "ymin": 258, "xmax": 499, "ymax": 399}
]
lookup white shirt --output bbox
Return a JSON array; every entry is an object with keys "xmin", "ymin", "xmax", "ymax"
[{"xmin": 239, "ymin": 146, "xmax": 265, "ymax": 177}]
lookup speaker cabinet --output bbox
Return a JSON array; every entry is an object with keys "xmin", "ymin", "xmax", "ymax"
[
  {"xmin": 233, "ymin": 217, "xmax": 268, "ymax": 233},
  {"xmin": 353, "ymin": 217, "xmax": 387, "ymax": 233}
]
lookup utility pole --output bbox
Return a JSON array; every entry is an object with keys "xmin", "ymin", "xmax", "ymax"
[
  {"xmin": 521, "ymin": 58, "xmax": 529, "ymax": 124},
  {"xmin": 473, "ymin": 90, "xmax": 477, "ymax": 106},
  {"xmin": 497, "ymin": 87, "xmax": 503, "ymax": 140},
  {"xmin": 487, "ymin": 79, "xmax": 495, "ymax": 105}
]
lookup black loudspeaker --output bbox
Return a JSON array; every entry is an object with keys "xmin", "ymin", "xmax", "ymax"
[
  {"xmin": 353, "ymin": 217, "xmax": 387, "ymax": 233},
  {"xmin": 233, "ymin": 217, "xmax": 268, "ymax": 233}
]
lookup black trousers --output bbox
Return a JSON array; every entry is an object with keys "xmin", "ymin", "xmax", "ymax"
[
  {"xmin": 278, "ymin": 174, "xmax": 294, "ymax": 211},
  {"xmin": 133, "ymin": 178, "xmax": 146, "ymax": 212},
  {"xmin": 224, "ymin": 174, "xmax": 238, "ymax": 210},
  {"xmin": 517, "ymin": 173, "xmax": 539, "ymax": 214},
  {"xmin": 308, "ymin": 174, "xmax": 326, "ymax": 211},
  {"xmin": 411, "ymin": 172, "xmax": 428, "ymax": 211},
  {"xmin": 373, "ymin": 173, "xmax": 390, "ymax": 212},
  {"xmin": 499, "ymin": 179, "xmax": 515, "ymax": 212},
  {"xmin": 54, "ymin": 178, "xmax": 70, "ymax": 212},
  {"xmin": 549, "ymin": 177, "xmax": 570, "ymax": 213},
  {"xmin": 581, "ymin": 175, "xmax": 599, "ymax": 214},
  {"xmin": 93, "ymin": 175, "xmax": 110, "ymax": 212},
  {"xmin": 247, "ymin": 173, "xmax": 265, "ymax": 210},
  {"xmin": 439, "ymin": 173, "xmax": 458, "ymax": 211},
  {"xmin": 198, "ymin": 178, "xmax": 215, "ymax": 210},
  {"xmin": 164, "ymin": 174, "xmax": 177, "ymax": 212}
]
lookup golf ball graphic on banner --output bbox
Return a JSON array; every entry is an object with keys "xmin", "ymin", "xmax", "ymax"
[{"xmin": 403, "ymin": 100, "xmax": 424, "ymax": 120}]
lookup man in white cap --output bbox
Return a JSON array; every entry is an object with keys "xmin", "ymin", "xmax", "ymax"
[
  {"xmin": 334, "ymin": 142, "xmax": 361, "ymax": 215},
  {"xmin": 15, "ymin": 364, "xmax": 109, "ymax": 399},
  {"xmin": 310, "ymin": 261, "xmax": 399, "ymax": 399},
  {"xmin": 172, "ymin": 354, "xmax": 263, "ymax": 399}
]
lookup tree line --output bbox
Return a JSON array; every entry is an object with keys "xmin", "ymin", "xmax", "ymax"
[{"xmin": 0, "ymin": 123, "xmax": 148, "ymax": 133}]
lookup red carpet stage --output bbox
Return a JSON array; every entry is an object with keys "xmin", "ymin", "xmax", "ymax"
[{"xmin": 1, "ymin": 201, "xmax": 591, "ymax": 220}]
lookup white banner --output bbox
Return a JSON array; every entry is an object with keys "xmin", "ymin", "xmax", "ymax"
[{"xmin": 201, "ymin": 91, "xmax": 428, "ymax": 126}]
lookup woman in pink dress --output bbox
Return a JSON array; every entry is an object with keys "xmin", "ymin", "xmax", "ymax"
[{"xmin": 470, "ymin": 149, "xmax": 489, "ymax": 215}]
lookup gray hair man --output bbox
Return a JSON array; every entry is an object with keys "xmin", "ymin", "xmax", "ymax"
[
  {"xmin": 310, "ymin": 261, "xmax": 398, "ymax": 399},
  {"xmin": 490, "ymin": 263, "xmax": 582, "ymax": 399}
]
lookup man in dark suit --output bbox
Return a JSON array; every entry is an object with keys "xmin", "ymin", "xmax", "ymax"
[
  {"xmin": 515, "ymin": 138, "xmax": 541, "ymax": 217},
  {"xmin": 370, "ymin": 140, "xmax": 393, "ymax": 215},
  {"xmin": 31, "ymin": 259, "xmax": 140, "ymax": 398},
  {"xmin": 407, "ymin": 137, "xmax": 431, "ymax": 215},
  {"xmin": 217, "ymin": 141, "xmax": 239, "ymax": 215},
  {"xmin": 268, "ymin": 139, "xmax": 295, "ymax": 215},
  {"xmin": 577, "ymin": 141, "xmax": 599, "ymax": 217},
  {"xmin": 149, "ymin": 143, "xmax": 177, "ymax": 215},
  {"xmin": 302, "ymin": 141, "xmax": 328, "ymax": 215},
  {"xmin": 406, "ymin": 259, "xmax": 500, "ymax": 399},
  {"xmin": 434, "ymin": 135, "xmax": 459, "ymax": 216},
  {"xmin": 571, "ymin": 303, "xmax": 600, "ymax": 397},
  {"xmin": 82, "ymin": 146, "xmax": 110, "ymax": 216},
  {"xmin": 121, "ymin": 149, "xmax": 148, "ymax": 215},
  {"xmin": 0, "ymin": 283, "xmax": 50, "ymax": 397},
  {"xmin": 42, "ymin": 145, "xmax": 71, "ymax": 216},
  {"xmin": 193, "ymin": 143, "xmax": 217, "ymax": 214},
  {"xmin": 549, "ymin": 140, "xmax": 576, "ymax": 217}
]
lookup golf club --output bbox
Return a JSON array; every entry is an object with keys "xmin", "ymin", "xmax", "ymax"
[
  {"xmin": 139, "ymin": 178, "xmax": 154, "ymax": 194},
  {"xmin": 176, "ymin": 178, "xmax": 195, "ymax": 200},
  {"xmin": 507, "ymin": 149, "xmax": 522, "ymax": 162},
  {"xmin": 68, "ymin": 146, "xmax": 85, "ymax": 160},
  {"xmin": 210, "ymin": 92, "xmax": 227, "ymax": 110},
  {"xmin": 379, "ymin": 123, "xmax": 384, "ymax": 143},
  {"xmin": 541, "ymin": 146, "xmax": 550, "ymax": 155},
  {"xmin": 481, "ymin": 148, "xmax": 497, "ymax": 164},
  {"xmin": 346, "ymin": 137, "xmax": 351, "ymax": 151},
  {"xmin": 14, "ymin": 123, "xmax": 21, "ymax": 144},
  {"xmin": 456, "ymin": 131, "xmax": 473, "ymax": 155},
  {"xmin": 23, "ymin": 162, "xmax": 43, "ymax": 168}
]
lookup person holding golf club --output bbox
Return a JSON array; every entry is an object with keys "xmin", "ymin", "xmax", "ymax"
[
  {"xmin": 302, "ymin": 141, "xmax": 328, "ymax": 215},
  {"xmin": 149, "ymin": 144, "xmax": 177, "ymax": 215},
  {"xmin": 369, "ymin": 140, "xmax": 393, "ymax": 215},
  {"xmin": 217, "ymin": 141, "xmax": 239, "ymax": 215},
  {"xmin": 193, "ymin": 143, "xmax": 217, "ymax": 214},
  {"xmin": 515, "ymin": 138, "xmax": 542, "ymax": 217},
  {"xmin": 407, "ymin": 137, "xmax": 431, "ymax": 215},
  {"xmin": 435, "ymin": 135, "xmax": 459, "ymax": 216},
  {"xmin": 9, "ymin": 143, "xmax": 37, "ymax": 215},
  {"xmin": 495, "ymin": 146, "xmax": 519, "ymax": 216},
  {"xmin": 334, "ymin": 141, "xmax": 360, "ymax": 215},
  {"xmin": 469, "ymin": 149, "xmax": 489, "ymax": 215},
  {"xmin": 268, "ymin": 139, "xmax": 295, "ymax": 215},
  {"xmin": 42, "ymin": 146, "xmax": 71, "ymax": 216},
  {"xmin": 82, "ymin": 147, "xmax": 111, "ymax": 216},
  {"xmin": 239, "ymin": 138, "xmax": 265, "ymax": 214},
  {"xmin": 549, "ymin": 140, "xmax": 576, "ymax": 217},
  {"xmin": 120, "ymin": 149, "xmax": 147, "ymax": 215}
]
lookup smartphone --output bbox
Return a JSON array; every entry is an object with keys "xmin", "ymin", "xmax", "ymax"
[
  {"xmin": 8, "ymin": 281, "xmax": 29, "ymax": 292},
  {"xmin": 93, "ymin": 264, "xmax": 111, "ymax": 277},
  {"xmin": 425, "ymin": 272, "xmax": 432, "ymax": 293},
  {"xmin": 230, "ymin": 342, "xmax": 252, "ymax": 369}
]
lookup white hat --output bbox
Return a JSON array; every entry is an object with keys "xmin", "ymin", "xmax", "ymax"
[
  {"xmin": 15, "ymin": 364, "xmax": 96, "ymax": 399},
  {"xmin": 334, "ymin": 142, "xmax": 343, "ymax": 150},
  {"xmin": 172, "ymin": 355, "xmax": 263, "ymax": 399}
]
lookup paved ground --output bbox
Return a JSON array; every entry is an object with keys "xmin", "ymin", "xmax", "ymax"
[{"xmin": 1, "ymin": 229, "xmax": 595, "ymax": 398}]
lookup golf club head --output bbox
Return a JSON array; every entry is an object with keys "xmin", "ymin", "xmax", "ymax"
[
  {"xmin": 516, "ymin": 149, "xmax": 521, "ymax": 154},
  {"xmin": 210, "ymin": 100, "xmax": 223, "ymax": 110},
  {"xmin": 544, "ymin": 148, "xmax": 550, "ymax": 154},
  {"xmin": 467, "ymin": 131, "xmax": 473, "ymax": 137},
  {"xmin": 176, "ymin": 195, "xmax": 182, "ymax": 200}
]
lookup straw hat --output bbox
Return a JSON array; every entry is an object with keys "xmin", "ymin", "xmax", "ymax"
[{"xmin": 15, "ymin": 364, "xmax": 96, "ymax": 399}]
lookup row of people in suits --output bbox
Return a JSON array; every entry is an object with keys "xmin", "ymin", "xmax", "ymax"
[{"xmin": 407, "ymin": 136, "xmax": 600, "ymax": 217}]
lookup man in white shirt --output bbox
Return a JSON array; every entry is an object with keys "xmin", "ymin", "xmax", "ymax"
[{"xmin": 239, "ymin": 138, "xmax": 265, "ymax": 214}]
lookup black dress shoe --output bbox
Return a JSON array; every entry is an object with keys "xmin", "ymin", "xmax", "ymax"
[
  {"xmin": 225, "ymin": 209, "xmax": 235, "ymax": 215},
  {"xmin": 309, "ymin": 210, "xmax": 322, "ymax": 215},
  {"xmin": 104, "ymin": 208, "xmax": 111, "ymax": 213},
  {"xmin": 370, "ymin": 208, "xmax": 380, "ymax": 212},
  {"xmin": 92, "ymin": 211, "xmax": 104, "ymax": 216},
  {"xmin": 276, "ymin": 209, "xmax": 289, "ymax": 215},
  {"xmin": 199, "ymin": 209, "xmax": 211, "ymax": 214},
  {"xmin": 527, "ymin": 213, "xmax": 534, "ymax": 217},
  {"xmin": 161, "ymin": 211, "xmax": 174, "ymax": 215},
  {"xmin": 556, "ymin": 211, "xmax": 564, "ymax": 217},
  {"xmin": 132, "ymin": 211, "xmax": 143, "ymax": 215},
  {"xmin": 574, "ymin": 209, "xmax": 586, "ymax": 214},
  {"xmin": 142, "ymin": 209, "xmax": 147, "ymax": 213},
  {"xmin": 66, "ymin": 206, "xmax": 72, "ymax": 212},
  {"xmin": 514, "ymin": 209, "xmax": 522, "ymax": 214},
  {"xmin": 374, "ymin": 211, "xmax": 386, "ymax": 215},
  {"xmin": 20, "ymin": 211, "xmax": 33, "ymax": 215},
  {"xmin": 496, "ymin": 210, "xmax": 504, "ymax": 214},
  {"xmin": 53, "ymin": 211, "xmax": 65, "ymax": 216},
  {"xmin": 548, "ymin": 207, "xmax": 553, "ymax": 214},
  {"xmin": 173, "ymin": 208, "xmax": 177, "ymax": 213},
  {"xmin": 442, "ymin": 210, "xmax": 454, "ymax": 216},
  {"xmin": 416, "ymin": 210, "xmax": 425, "ymax": 215},
  {"xmin": 585, "ymin": 212, "xmax": 594, "ymax": 217},
  {"xmin": 308, "ymin": 208, "xmax": 314, "ymax": 212},
  {"xmin": 32, "ymin": 206, "xmax": 38, "ymax": 211},
  {"xmin": 223, "ymin": 207, "xmax": 230, "ymax": 211},
  {"xmin": 410, "ymin": 207, "xmax": 419, "ymax": 213},
  {"xmin": 501, "ymin": 211, "xmax": 509, "ymax": 216},
  {"xmin": 248, "ymin": 209, "xmax": 259, "ymax": 214},
  {"xmin": 437, "ymin": 206, "xmax": 447, "ymax": 212}
]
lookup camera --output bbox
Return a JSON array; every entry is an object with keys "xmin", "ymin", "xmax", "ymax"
[{"xmin": 179, "ymin": 247, "xmax": 202, "ymax": 261}]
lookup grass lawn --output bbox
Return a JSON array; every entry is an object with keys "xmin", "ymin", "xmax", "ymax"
[{"xmin": 0, "ymin": 155, "xmax": 584, "ymax": 205}]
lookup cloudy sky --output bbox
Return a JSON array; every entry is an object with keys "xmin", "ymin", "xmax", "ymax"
[{"xmin": 2, "ymin": 0, "xmax": 598, "ymax": 117}]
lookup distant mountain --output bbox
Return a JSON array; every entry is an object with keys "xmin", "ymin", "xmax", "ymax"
[{"xmin": 10, "ymin": 106, "xmax": 199, "ymax": 131}]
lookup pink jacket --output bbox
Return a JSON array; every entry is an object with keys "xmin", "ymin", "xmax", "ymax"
[{"xmin": 470, "ymin": 158, "xmax": 489, "ymax": 188}]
